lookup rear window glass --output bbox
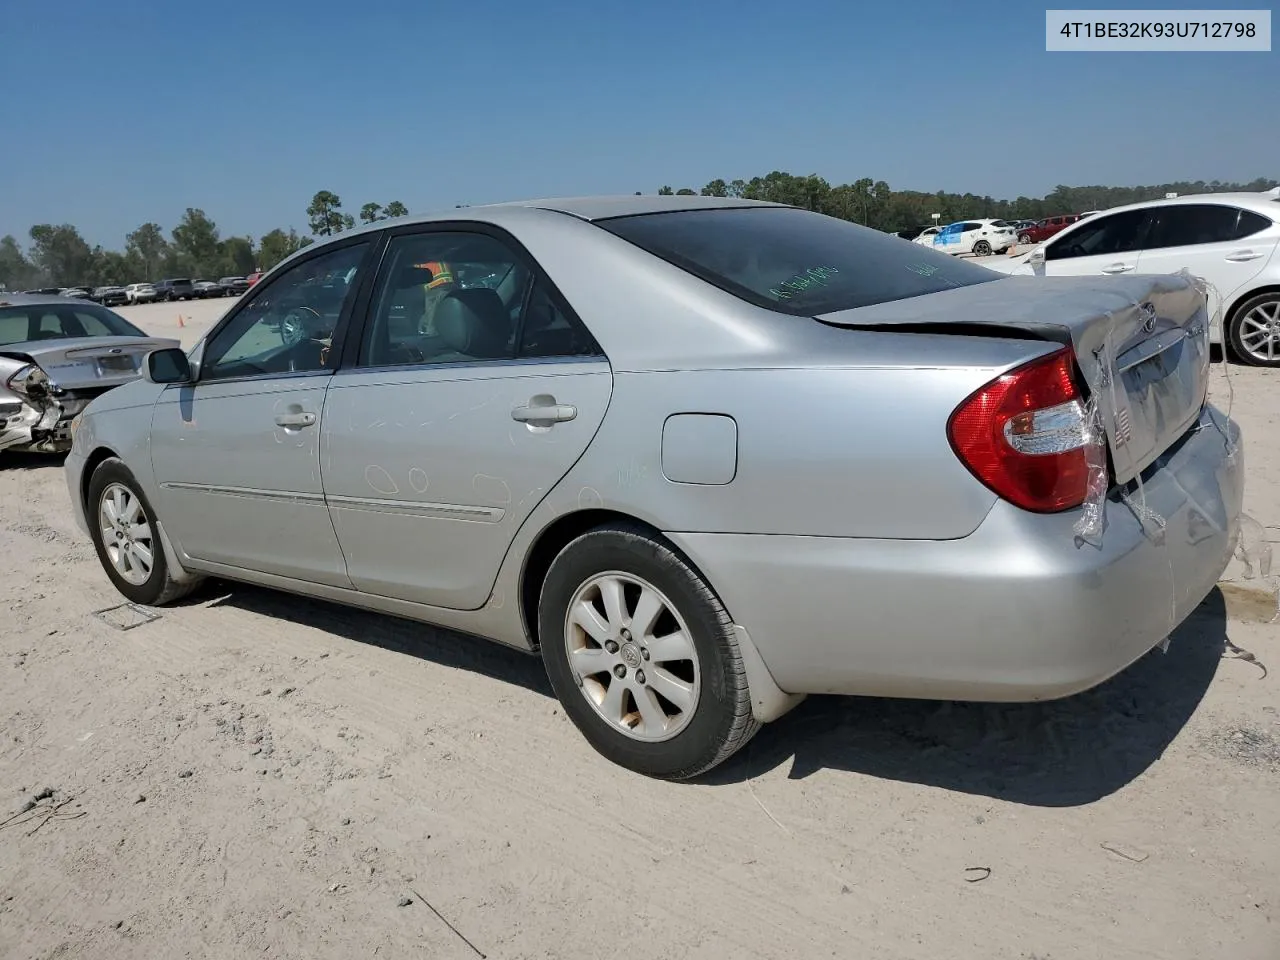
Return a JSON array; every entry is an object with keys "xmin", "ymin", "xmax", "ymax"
[
  {"xmin": 0, "ymin": 304, "xmax": 145, "ymax": 346},
  {"xmin": 597, "ymin": 207, "xmax": 999, "ymax": 316}
]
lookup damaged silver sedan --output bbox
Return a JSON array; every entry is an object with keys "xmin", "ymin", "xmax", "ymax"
[{"xmin": 1, "ymin": 294, "xmax": 178, "ymax": 455}]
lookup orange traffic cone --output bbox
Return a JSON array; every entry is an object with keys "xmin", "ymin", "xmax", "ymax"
[{"xmin": 177, "ymin": 314, "xmax": 185, "ymax": 327}]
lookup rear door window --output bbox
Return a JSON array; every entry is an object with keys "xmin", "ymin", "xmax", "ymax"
[
  {"xmin": 597, "ymin": 206, "xmax": 999, "ymax": 317},
  {"xmin": 1147, "ymin": 204, "xmax": 1272, "ymax": 248}
]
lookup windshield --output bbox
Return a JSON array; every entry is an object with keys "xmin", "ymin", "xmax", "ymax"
[
  {"xmin": 0, "ymin": 303, "xmax": 146, "ymax": 347},
  {"xmin": 598, "ymin": 206, "xmax": 1000, "ymax": 316}
]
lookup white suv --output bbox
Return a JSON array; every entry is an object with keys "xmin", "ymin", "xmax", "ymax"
[
  {"xmin": 984, "ymin": 189, "xmax": 1280, "ymax": 366},
  {"xmin": 915, "ymin": 219, "xmax": 1017, "ymax": 257},
  {"xmin": 125, "ymin": 282, "xmax": 157, "ymax": 304}
]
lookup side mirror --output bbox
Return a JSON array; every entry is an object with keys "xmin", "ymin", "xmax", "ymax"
[
  {"xmin": 1027, "ymin": 246, "xmax": 1046, "ymax": 265},
  {"xmin": 144, "ymin": 348, "xmax": 193, "ymax": 384}
]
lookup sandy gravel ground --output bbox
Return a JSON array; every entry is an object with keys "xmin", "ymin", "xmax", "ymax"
[{"xmin": 2, "ymin": 295, "xmax": 1278, "ymax": 960}]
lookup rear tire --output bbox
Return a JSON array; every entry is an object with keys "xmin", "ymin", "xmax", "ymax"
[
  {"xmin": 973, "ymin": 240, "xmax": 992, "ymax": 257},
  {"xmin": 87, "ymin": 458, "xmax": 202, "ymax": 606},
  {"xmin": 1226, "ymin": 292, "xmax": 1280, "ymax": 367},
  {"xmin": 538, "ymin": 523, "xmax": 759, "ymax": 780}
]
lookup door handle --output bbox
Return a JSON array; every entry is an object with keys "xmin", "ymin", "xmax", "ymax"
[
  {"xmin": 511, "ymin": 401, "xmax": 577, "ymax": 425},
  {"xmin": 274, "ymin": 411, "xmax": 317, "ymax": 428},
  {"xmin": 1101, "ymin": 263, "xmax": 1134, "ymax": 274},
  {"xmin": 1225, "ymin": 250, "xmax": 1262, "ymax": 262}
]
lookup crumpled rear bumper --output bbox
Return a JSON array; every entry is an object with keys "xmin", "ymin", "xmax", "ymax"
[{"xmin": 0, "ymin": 394, "xmax": 91, "ymax": 454}]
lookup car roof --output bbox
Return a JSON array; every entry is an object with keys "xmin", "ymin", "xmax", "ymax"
[
  {"xmin": 0, "ymin": 292, "xmax": 100, "ymax": 308},
  {"xmin": 1084, "ymin": 190, "xmax": 1280, "ymax": 217}
]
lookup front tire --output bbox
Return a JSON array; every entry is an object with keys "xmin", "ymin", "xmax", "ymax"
[
  {"xmin": 1226, "ymin": 292, "xmax": 1280, "ymax": 367},
  {"xmin": 87, "ymin": 458, "xmax": 201, "ymax": 606},
  {"xmin": 538, "ymin": 523, "xmax": 759, "ymax": 780}
]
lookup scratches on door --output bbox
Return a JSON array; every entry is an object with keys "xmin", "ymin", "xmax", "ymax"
[
  {"xmin": 364, "ymin": 465, "xmax": 399, "ymax": 496},
  {"xmin": 472, "ymin": 474, "xmax": 512, "ymax": 505},
  {"xmin": 408, "ymin": 468, "xmax": 430, "ymax": 494}
]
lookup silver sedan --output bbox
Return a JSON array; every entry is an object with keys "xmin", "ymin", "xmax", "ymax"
[{"xmin": 63, "ymin": 196, "xmax": 1243, "ymax": 779}]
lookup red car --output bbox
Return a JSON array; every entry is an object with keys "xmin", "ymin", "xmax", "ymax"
[
  {"xmin": 246, "ymin": 271, "xmax": 264, "ymax": 287},
  {"xmin": 1018, "ymin": 214, "xmax": 1082, "ymax": 245}
]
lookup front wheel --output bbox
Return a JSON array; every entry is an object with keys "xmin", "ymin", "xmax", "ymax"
[
  {"xmin": 1226, "ymin": 292, "xmax": 1280, "ymax": 367},
  {"xmin": 1019, "ymin": 233, "xmax": 1033, "ymax": 245},
  {"xmin": 87, "ymin": 458, "xmax": 201, "ymax": 605},
  {"xmin": 539, "ymin": 523, "xmax": 759, "ymax": 780}
]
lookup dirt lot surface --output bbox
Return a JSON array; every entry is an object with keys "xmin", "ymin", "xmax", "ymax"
[{"xmin": 2, "ymin": 297, "xmax": 1278, "ymax": 959}]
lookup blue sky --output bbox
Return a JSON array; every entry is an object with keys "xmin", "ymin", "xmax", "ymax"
[{"xmin": 1, "ymin": 0, "xmax": 1275, "ymax": 247}]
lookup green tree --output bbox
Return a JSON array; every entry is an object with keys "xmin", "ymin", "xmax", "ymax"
[
  {"xmin": 657, "ymin": 186, "xmax": 674, "ymax": 196},
  {"xmin": 382, "ymin": 200, "xmax": 409, "ymax": 219},
  {"xmin": 29, "ymin": 224, "xmax": 95, "ymax": 286},
  {"xmin": 700, "ymin": 179, "xmax": 728, "ymax": 197},
  {"xmin": 359, "ymin": 202, "xmax": 384, "ymax": 224},
  {"xmin": 219, "ymin": 236, "xmax": 257, "ymax": 276},
  {"xmin": 307, "ymin": 190, "xmax": 352, "ymax": 237},
  {"xmin": 0, "ymin": 235, "xmax": 40, "ymax": 290},
  {"xmin": 125, "ymin": 222, "xmax": 170, "ymax": 281},
  {"xmin": 171, "ymin": 208, "xmax": 221, "ymax": 278},
  {"xmin": 258, "ymin": 228, "xmax": 312, "ymax": 272},
  {"xmin": 675, "ymin": 187, "xmax": 697, "ymax": 196}
]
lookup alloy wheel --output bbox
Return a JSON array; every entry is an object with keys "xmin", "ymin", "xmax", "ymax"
[
  {"xmin": 563, "ymin": 572, "xmax": 701, "ymax": 742},
  {"xmin": 98, "ymin": 482, "xmax": 155, "ymax": 586}
]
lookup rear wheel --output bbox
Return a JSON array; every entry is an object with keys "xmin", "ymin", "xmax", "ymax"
[
  {"xmin": 972, "ymin": 240, "xmax": 992, "ymax": 257},
  {"xmin": 538, "ymin": 523, "xmax": 759, "ymax": 779},
  {"xmin": 87, "ymin": 458, "xmax": 201, "ymax": 606},
  {"xmin": 1227, "ymin": 292, "xmax": 1280, "ymax": 367}
]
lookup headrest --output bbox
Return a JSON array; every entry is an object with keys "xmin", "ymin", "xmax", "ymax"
[{"xmin": 435, "ymin": 289, "xmax": 510, "ymax": 359}]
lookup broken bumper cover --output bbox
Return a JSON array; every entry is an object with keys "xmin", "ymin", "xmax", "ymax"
[
  {"xmin": 1, "ymin": 395, "xmax": 93, "ymax": 454},
  {"xmin": 667, "ymin": 404, "xmax": 1243, "ymax": 702}
]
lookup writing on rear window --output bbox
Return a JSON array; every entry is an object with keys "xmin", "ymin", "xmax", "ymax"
[{"xmin": 769, "ymin": 266, "xmax": 840, "ymax": 301}]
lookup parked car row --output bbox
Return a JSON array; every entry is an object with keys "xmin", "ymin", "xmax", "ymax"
[{"xmin": 29, "ymin": 278, "xmax": 254, "ymax": 305}]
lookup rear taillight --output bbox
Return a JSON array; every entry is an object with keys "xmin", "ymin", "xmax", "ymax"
[{"xmin": 947, "ymin": 347, "xmax": 1103, "ymax": 513}]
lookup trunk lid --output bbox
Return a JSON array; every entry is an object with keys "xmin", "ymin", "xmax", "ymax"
[
  {"xmin": 1, "ymin": 336, "xmax": 181, "ymax": 390},
  {"xmin": 818, "ymin": 274, "xmax": 1211, "ymax": 486}
]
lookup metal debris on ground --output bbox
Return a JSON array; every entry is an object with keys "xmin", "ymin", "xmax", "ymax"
[
  {"xmin": 0, "ymin": 792, "xmax": 87, "ymax": 837},
  {"xmin": 1100, "ymin": 841, "xmax": 1149, "ymax": 863},
  {"xmin": 410, "ymin": 887, "xmax": 487, "ymax": 958},
  {"xmin": 92, "ymin": 602, "xmax": 163, "ymax": 631},
  {"xmin": 963, "ymin": 866, "xmax": 992, "ymax": 883}
]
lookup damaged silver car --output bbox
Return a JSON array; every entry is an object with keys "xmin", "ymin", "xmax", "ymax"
[{"xmin": 1, "ymin": 294, "xmax": 179, "ymax": 455}]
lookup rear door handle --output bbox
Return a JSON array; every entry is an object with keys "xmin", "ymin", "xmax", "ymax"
[
  {"xmin": 1225, "ymin": 249, "xmax": 1263, "ymax": 262},
  {"xmin": 511, "ymin": 402, "xmax": 577, "ymax": 425},
  {"xmin": 274, "ymin": 411, "xmax": 317, "ymax": 428},
  {"xmin": 1101, "ymin": 263, "xmax": 1134, "ymax": 274}
]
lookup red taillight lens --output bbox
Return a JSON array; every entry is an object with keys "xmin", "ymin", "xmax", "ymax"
[{"xmin": 947, "ymin": 348, "xmax": 1102, "ymax": 513}]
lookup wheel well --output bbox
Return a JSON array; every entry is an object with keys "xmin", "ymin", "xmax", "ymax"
[
  {"xmin": 80, "ymin": 446, "xmax": 119, "ymax": 511},
  {"xmin": 519, "ymin": 509, "xmax": 665, "ymax": 651},
  {"xmin": 1222, "ymin": 285, "xmax": 1280, "ymax": 361},
  {"xmin": 1226, "ymin": 285, "xmax": 1280, "ymax": 326}
]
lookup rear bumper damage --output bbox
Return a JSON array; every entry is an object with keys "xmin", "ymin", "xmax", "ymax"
[
  {"xmin": 668, "ymin": 404, "xmax": 1244, "ymax": 702},
  {"xmin": 0, "ymin": 389, "xmax": 94, "ymax": 454}
]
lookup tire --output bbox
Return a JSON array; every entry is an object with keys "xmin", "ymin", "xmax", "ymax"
[
  {"xmin": 1019, "ymin": 233, "xmax": 1033, "ymax": 245},
  {"xmin": 538, "ymin": 523, "xmax": 760, "ymax": 780},
  {"xmin": 1226, "ymin": 292, "xmax": 1280, "ymax": 368},
  {"xmin": 973, "ymin": 240, "xmax": 992, "ymax": 257},
  {"xmin": 87, "ymin": 458, "xmax": 201, "ymax": 606}
]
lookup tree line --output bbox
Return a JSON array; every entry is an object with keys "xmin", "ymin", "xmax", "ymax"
[
  {"xmin": 3, "ymin": 176, "xmax": 1275, "ymax": 291},
  {"xmin": 0, "ymin": 190, "xmax": 407, "ymax": 291}
]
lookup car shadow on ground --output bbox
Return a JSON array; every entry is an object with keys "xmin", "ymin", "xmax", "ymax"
[
  {"xmin": 706, "ymin": 589, "xmax": 1230, "ymax": 807},
  {"xmin": 199, "ymin": 582, "xmax": 554, "ymax": 697},
  {"xmin": 198, "ymin": 580, "xmax": 1227, "ymax": 807},
  {"xmin": 0, "ymin": 452, "xmax": 66, "ymax": 471}
]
